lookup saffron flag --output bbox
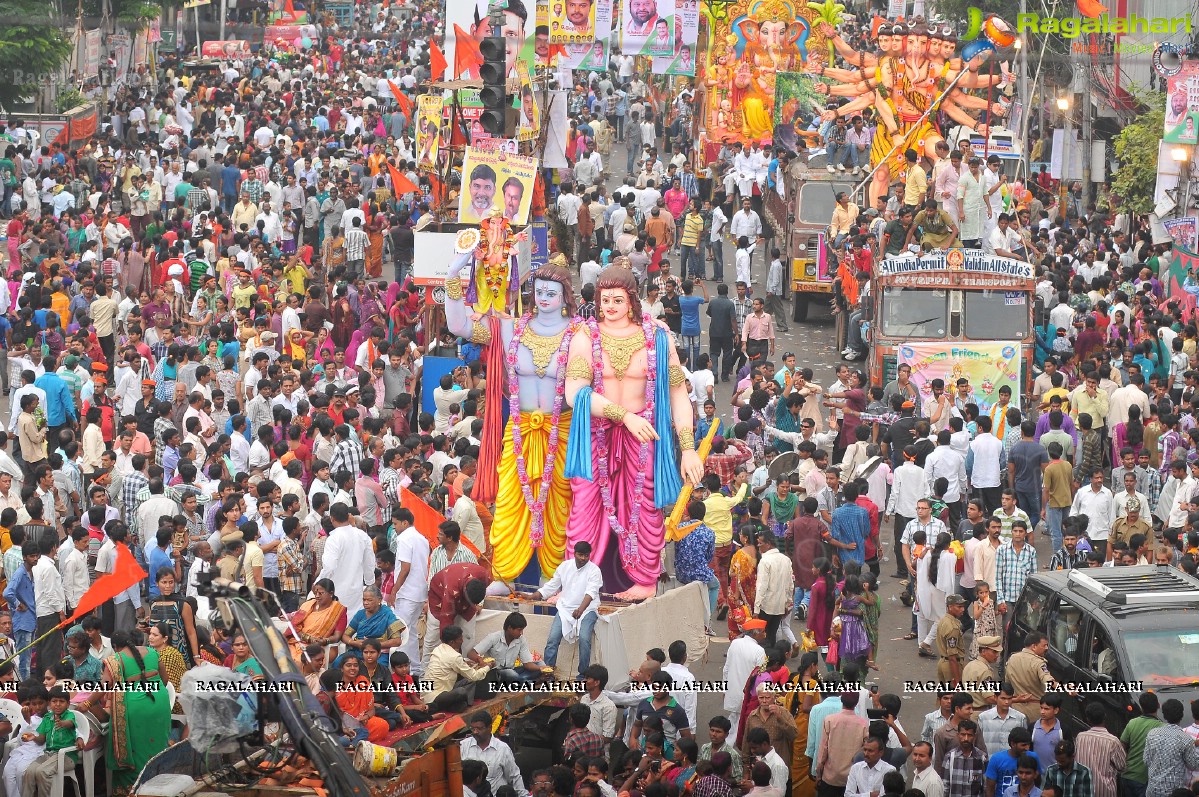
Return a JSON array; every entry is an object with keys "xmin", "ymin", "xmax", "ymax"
[
  {"xmin": 65, "ymin": 543, "xmax": 147, "ymax": 626},
  {"xmin": 387, "ymin": 161, "xmax": 420, "ymax": 197},
  {"xmin": 429, "ymin": 40, "xmax": 448, "ymax": 82},
  {"xmin": 453, "ymin": 24, "xmax": 483, "ymax": 78},
  {"xmin": 399, "ymin": 487, "xmax": 481, "ymax": 557},
  {"xmin": 387, "ymin": 80, "xmax": 414, "ymax": 116}
]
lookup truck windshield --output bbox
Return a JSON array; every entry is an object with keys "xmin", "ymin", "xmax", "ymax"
[
  {"xmin": 964, "ymin": 290, "xmax": 1030, "ymax": 339},
  {"xmin": 1123, "ymin": 629, "xmax": 1199, "ymax": 687},
  {"xmin": 798, "ymin": 184, "xmax": 852, "ymax": 226},
  {"xmin": 879, "ymin": 287, "xmax": 948, "ymax": 338}
]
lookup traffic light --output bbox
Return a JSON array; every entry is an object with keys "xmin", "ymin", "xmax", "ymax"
[{"xmin": 479, "ymin": 33, "xmax": 508, "ymax": 136}]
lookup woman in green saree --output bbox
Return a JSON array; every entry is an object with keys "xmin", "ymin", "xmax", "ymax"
[{"xmin": 104, "ymin": 631, "xmax": 171, "ymax": 796}]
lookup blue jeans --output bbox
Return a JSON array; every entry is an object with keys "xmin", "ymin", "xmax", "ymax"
[
  {"xmin": 792, "ymin": 587, "xmax": 810, "ymax": 616},
  {"xmin": 681, "ymin": 244, "xmax": 703, "ymax": 278},
  {"xmin": 706, "ymin": 578, "xmax": 720, "ymax": 616},
  {"xmin": 13, "ymin": 629, "xmax": 31, "ymax": 680},
  {"xmin": 847, "ymin": 310, "xmax": 865, "ymax": 350},
  {"xmin": 708, "ymin": 239, "xmax": 725, "ymax": 281},
  {"xmin": 338, "ymin": 727, "xmax": 369, "ymax": 748},
  {"xmin": 827, "ymin": 141, "xmax": 851, "ymax": 168},
  {"xmin": 1016, "ymin": 490, "xmax": 1042, "ymax": 526},
  {"xmin": 1046, "ymin": 506, "xmax": 1068, "ymax": 553},
  {"xmin": 543, "ymin": 611, "xmax": 599, "ymax": 678},
  {"xmin": 1121, "ymin": 779, "xmax": 1147, "ymax": 797},
  {"xmin": 681, "ymin": 335, "xmax": 701, "ymax": 368}
]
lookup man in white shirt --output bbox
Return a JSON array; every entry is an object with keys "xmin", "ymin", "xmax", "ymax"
[
  {"xmin": 518, "ymin": 542, "xmax": 603, "ymax": 679},
  {"xmin": 59, "ymin": 527, "xmax": 90, "ymax": 613},
  {"xmin": 844, "ymin": 736, "xmax": 897, "ymax": 797},
  {"xmin": 908, "ymin": 741, "xmax": 946, "ymax": 797},
  {"xmin": 31, "ymin": 536, "xmax": 67, "ymax": 669},
  {"xmin": 722, "ymin": 619, "xmax": 767, "ymax": 744},
  {"xmin": 389, "ymin": 508, "xmax": 429, "ymax": 672},
  {"xmin": 1069, "ymin": 469, "xmax": 1114, "ymax": 547},
  {"xmin": 662, "ymin": 640, "xmax": 699, "ymax": 733},
  {"xmin": 460, "ymin": 711, "xmax": 530, "ymax": 797},
  {"xmin": 987, "ymin": 213, "xmax": 1024, "ymax": 259},
  {"xmin": 314, "ymin": 503, "xmax": 377, "ymax": 617},
  {"xmin": 969, "ymin": 416, "xmax": 1005, "ymax": 511}
]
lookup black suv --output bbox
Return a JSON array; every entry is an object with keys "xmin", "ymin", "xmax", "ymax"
[{"xmin": 1004, "ymin": 565, "xmax": 1199, "ymax": 736}]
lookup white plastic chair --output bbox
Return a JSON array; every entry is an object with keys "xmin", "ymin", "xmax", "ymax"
[
  {"xmin": 50, "ymin": 709, "xmax": 91, "ymax": 797},
  {"xmin": 167, "ymin": 681, "xmax": 186, "ymax": 726},
  {"xmin": 0, "ymin": 698, "xmax": 24, "ymax": 776}
]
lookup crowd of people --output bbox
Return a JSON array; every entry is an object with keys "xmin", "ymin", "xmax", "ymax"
[{"xmin": 0, "ymin": 0, "xmax": 1196, "ymax": 796}]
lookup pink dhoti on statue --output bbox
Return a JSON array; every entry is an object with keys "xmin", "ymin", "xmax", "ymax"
[{"xmin": 566, "ymin": 420, "xmax": 664, "ymax": 592}]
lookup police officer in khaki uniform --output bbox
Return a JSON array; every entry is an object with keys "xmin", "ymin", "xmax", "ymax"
[
  {"xmin": 1005, "ymin": 631, "xmax": 1060, "ymax": 720},
  {"xmin": 935, "ymin": 593, "xmax": 967, "ymax": 685},
  {"xmin": 961, "ymin": 635, "xmax": 1003, "ymax": 708}
]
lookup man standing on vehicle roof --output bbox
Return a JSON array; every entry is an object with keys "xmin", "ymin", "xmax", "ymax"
[{"xmin": 1004, "ymin": 631, "xmax": 1061, "ymax": 722}]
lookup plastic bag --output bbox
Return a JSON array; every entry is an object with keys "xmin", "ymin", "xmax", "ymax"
[{"xmin": 179, "ymin": 662, "xmax": 259, "ymax": 753}]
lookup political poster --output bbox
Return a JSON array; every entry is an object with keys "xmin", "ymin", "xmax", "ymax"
[
  {"xmin": 547, "ymin": 0, "xmax": 596, "ymax": 43},
  {"xmin": 459, "ymin": 148, "xmax": 538, "ymax": 225},
  {"xmin": 82, "ymin": 30, "xmax": 102, "ymax": 78},
  {"xmin": 445, "ymin": 0, "xmax": 538, "ymax": 84},
  {"xmin": 515, "ymin": 61, "xmax": 540, "ymax": 141},
  {"xmin": 1163, "ymin": 217, "xmax": 1199, "ymax": 251},
  {"xmin": 562, "ymin": 38, "xmax": 610, "ymax": 71},
  {"xmin": 621, "ymin": 0, "xmax": 674, "ymax": 56},
  {"xmin": 416, "ymin": 95, "xmax": 443, "ymax": 169},
  {"xmin": 651, "ymin": 0, "xmax": 698, "ymax": 75},
  {"xmin": 1164, "ymin": 61, "xmax": 1199, "ymax": 144},
  {"xmin": 898, "ymin": 341, "xmax": 1022, "ymax": 411}
]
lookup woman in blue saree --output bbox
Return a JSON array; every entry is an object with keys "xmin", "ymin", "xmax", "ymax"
[{"xmin": 337, "ymin": 586, "xmax": 404, "ymax": 662}]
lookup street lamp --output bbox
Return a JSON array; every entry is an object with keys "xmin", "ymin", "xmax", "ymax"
[
  {"xmin": 1172, "ymin": 146, "xmax": 1191, "ymax": 162},
  {"xmin": 1056, "ymin": 96, "xmax": 1069, "ymax": 111}
]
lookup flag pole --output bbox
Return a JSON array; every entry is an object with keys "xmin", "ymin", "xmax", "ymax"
[{"xmin": 0, "ymin": 615, "xmax": 74, "ymax": 670}]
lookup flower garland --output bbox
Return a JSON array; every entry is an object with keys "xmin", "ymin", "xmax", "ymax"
[
  {"xmin": 507, "ymin": 314, "xmax": 575, "ymax": 548},
  {"xmin": 589, "ymin": 313, "xmax": 656, "ymax": 571}
]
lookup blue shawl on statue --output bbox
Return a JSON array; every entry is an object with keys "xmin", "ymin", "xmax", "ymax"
[{"xmin": 564, "ymin": 328, "xmax": 682, "ymax": 511}]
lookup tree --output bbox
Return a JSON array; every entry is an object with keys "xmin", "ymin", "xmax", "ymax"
[
  {"xmin": 1111, "ymin": 101, "xmax": 1165, "ymax": 216},
  {"xmin": 0, "ymin": 0, "xmax": 73, "ymax": 112}
]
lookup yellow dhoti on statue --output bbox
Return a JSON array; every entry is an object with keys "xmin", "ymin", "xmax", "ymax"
[{"xmin": 491, "ymin": 410, "xmax": 572, "ymax": 582}]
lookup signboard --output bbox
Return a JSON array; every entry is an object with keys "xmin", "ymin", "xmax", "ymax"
[
  {"xmin": 530, "ymin": 219, "xmax": 549, "ymax": 273},
  {"xmin": 878, "ymin": 250, "xmax": 1034, "ymax": 279},
  {"xmin": 416, "ymin": 95, "xmax": 443, "ymax": 169},
  {"xmin": 412, "ymin": 230, "xmax": 459, "ymax": 286},
  {"xmin": 444, "ymin": 88, "xmax": 485, "ymax": 144},
  {"xmin": 201, "ymin": 40, "xmax": 253, "ymax": 59},
  {"xmin": 898, "ymin": 341, "xmax": 1023, "ymax": 411},
  {"xmin": 158, "ymin": 28, "xmax": 177, "ymax": 53},
  {"xmin": 83, "ymin": 29, "xmax": 102, "ymax": 78}
]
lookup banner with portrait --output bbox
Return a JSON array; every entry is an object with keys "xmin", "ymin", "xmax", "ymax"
[
  {"xmin": 201, "ymin": 40, "xmax": 253, "ymax": 59},
  {"xmin": 771, "ymin": 72, "xmax": 831, "ymax": 153},
  {"xmin": 515, "ymin": 61, "xmax": 541, "ymax": 141},
  {"xmin": 651, "ymin": 0, "xmax": 699, "ymax": 74},
  {"xmin": 1165, "ymin": 61, "xmax": 1199, "ymax": 145},
  {"xmin": 459, "ymin": 148, "xmax": 538, "ymax": 225},
  {"xmin": 561, "ymin": 37, "xmax": 611, "ymax": 71},
  {"xmin": 445, "ymin": 0, "xmax": 538, "ymax": 83},
  {"xmin": 1163, "ymin": 217, "xmax": 1199, "ymax": 251},
  {"xmin": 547, "ymin": 0, "xmax": 596, "ymax": 43},
  {"xmin": 897, "ymin": 341, "xmax": 1022, "ymax": 411},
  {"xmin": 417, "ymin": 95, "xmax": 443, "ymax": 169},
  {"xmin": 621, "ymin": 0, "xmax": 674, "ymax": 56}
]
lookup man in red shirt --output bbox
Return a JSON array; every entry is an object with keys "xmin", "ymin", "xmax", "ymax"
[{"xmin": 425, "ymin": 562, "xmax": 489, "ymax": 662}]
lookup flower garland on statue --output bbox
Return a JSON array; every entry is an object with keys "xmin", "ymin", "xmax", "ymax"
[
  {"xmin": 507, "ymin": 314, "xmax": 575, "ymax": 548},
  {"xmin": 589, "ymin": 313, "xmax": 656, "ymax": 572}
]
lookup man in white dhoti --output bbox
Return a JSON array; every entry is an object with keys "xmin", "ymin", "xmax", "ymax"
[{"xmin": 315, "ymin": 502, "xmax": 377, "ymax": 618}]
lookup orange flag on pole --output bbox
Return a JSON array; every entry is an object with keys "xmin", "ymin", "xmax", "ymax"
[
  {"xmin": 452, "ymin": 24, "xmax": 483, "ymax": 78},
  {"xmin": 387, "ymin": 161, "xmax": 420, "ymax": 197},
  {"xmin": 387, "ymin": 80, "xmax": 414, "ymax": 116},
  {"xmin": 65, "ymin": 543, "xmax": 147, "ymax": 626},
  {"xmin": 399, "ymin": 487, "xmax": 481, "ymax": 557},
  {"xmin": 429, "ymin": 40, "xmax": 448, "ymax": 82}
]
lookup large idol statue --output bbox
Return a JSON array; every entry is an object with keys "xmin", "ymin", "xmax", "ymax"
[
  {"xmin": 445, "ymin": 252, "xmax": 580, "ymax": 582},
  {"xmin": 564, "ymin": 266, "xmax": 704, "ymax": 599}
]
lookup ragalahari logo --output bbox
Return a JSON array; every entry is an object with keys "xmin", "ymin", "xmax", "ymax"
[{"xmin": 964, "ymin": 0, "xmax": 1105, "ymax": 37}]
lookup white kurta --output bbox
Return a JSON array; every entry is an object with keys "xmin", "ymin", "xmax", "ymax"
[{"xmin": 315, "ymin": 524, "xmax": 377, "ymax": 617}]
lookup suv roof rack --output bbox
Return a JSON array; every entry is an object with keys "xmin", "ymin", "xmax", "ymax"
[{"xmin": 1066, "ymin": 566, "xmax": 1199, "ymax": 606}]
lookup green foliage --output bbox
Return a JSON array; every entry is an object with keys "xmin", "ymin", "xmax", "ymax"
[
  {"xmin": 1111, "ymin": 99, "xmax": 1165, "ymax": 216},
  {"xmin": 0, "ymin": 0, "xmax": 73, "ymax": 112},
  {"xmin": 55, "ymin": 88, "xmax": 85, "ymax": 113},
  {"xmin": 80, "ymin": 0, "xmax": 163, "ymax": 28}
]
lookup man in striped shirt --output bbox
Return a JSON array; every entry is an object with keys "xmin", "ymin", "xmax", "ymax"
[{"xmin": 344, "ymin": 217, "xmax": 369, "ymax": 280}]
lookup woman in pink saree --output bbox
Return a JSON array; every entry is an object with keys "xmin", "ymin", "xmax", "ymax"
[{"xmin": 563, "ymin": 266, "xmax": 704, "ymax": 599}]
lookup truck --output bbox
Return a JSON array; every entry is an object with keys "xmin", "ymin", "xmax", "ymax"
[
  {"xmin": 763, "ymin": 165, "xmax": 855, "ymax": 325},
  {"xmin": 867, "ymin": 248, "xmax": 1037, "ymax": 404}
]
